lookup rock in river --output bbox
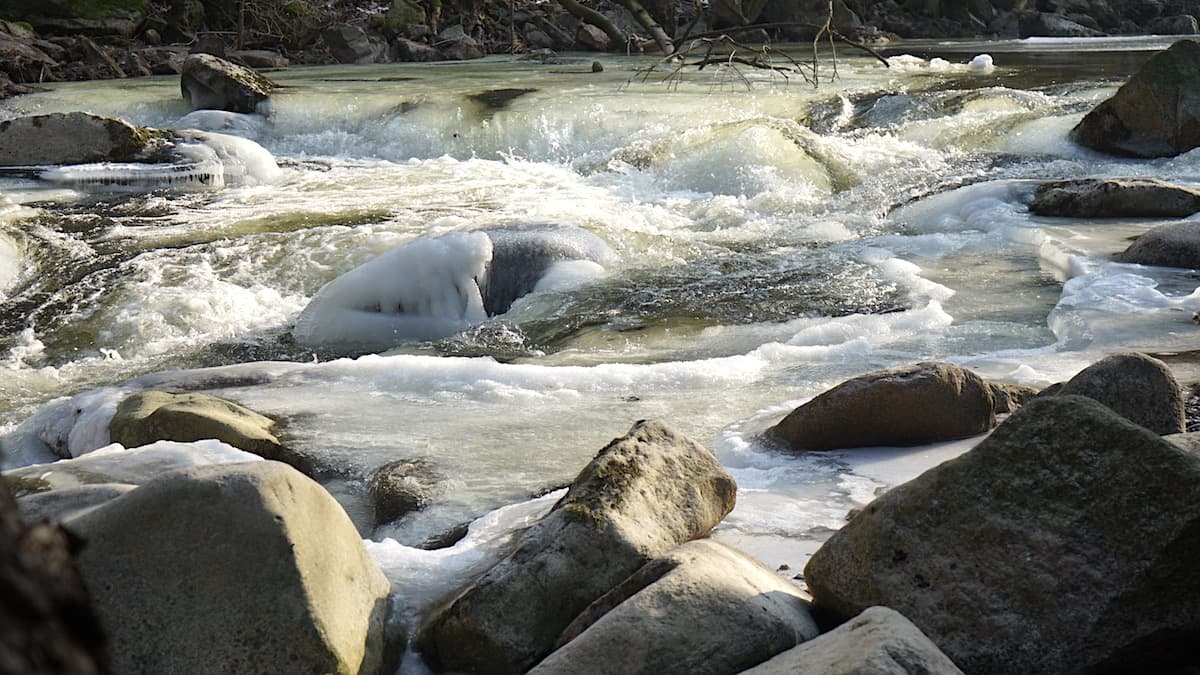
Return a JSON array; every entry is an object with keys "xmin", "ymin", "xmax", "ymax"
[
  {"xmin": 0, "ymin": 112, "xmax": 170, "ymax": 166},
  {"xmin": 180, "ymin": 52, "xmax": 274, "ymax": 114},
  {"xmin": 1071, "ymin": 38, "xmax": 1200, "ymax": 157},
  {"xmin": 1116, "ymin": 220, "xmax": 1200, "ymax": 269},
  {"xmin": 415, "ymin": 420, "xmax": 736, "ymax": 674},
  {"xmin": 766, "ymin": 362, "xmax": 995, "ymax": 452},
  {"xmin": 529, "ymin": 539, "xmax": 819, "ymax": 675},
  {"xmin": 65, "ymin": 461, "xmax": 394, "ymax": 674},
  {"xmin": 1030, "ymin": 178, "xmax": 1200, "ymax": 218},
  {"xmin": 804, "ymin": 395, "xmax": 1200, "ymax": 674}
]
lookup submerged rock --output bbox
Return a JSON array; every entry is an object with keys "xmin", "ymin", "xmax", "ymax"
[
  {"xmin": 1071, "ymin": 39, "xmax": 1200, "ymax": 157},
  {"xmin": 1030, "ymin": 178, "xmax": 1200, "ymax": 218},
  {"xmin": 180, "ymin": 52, "xmax": 274, "ymax": 114},
  {"xmin": 766, "ymin": 362, "xmax": 995, "ymax": 452},
  {"xmin": 0, "ymin": 112, "xmax": 170, "ymax": 166},
  {"xmin": 740, "ymin": 606, "xmax": 963, "ymax": 675},
  {"xmin": 804, "ymin": 395, "xmax": 1200, "ymax": 674},
  {"xmin": 1049, "ymin": 352, "xmax": 1185, "ymax": 434},
  {"xmin": 1116, "ymin": 220, "xmax": 1200, "ymax": 269},
  {"xmin": 66, "ymin": 461, "xmax": 393, "ymax": 674},
  {"xmin": 415, "ymin": 420, "xmax": 736, "ymax": 674},
  {"xmin": 530, "ymin": 539, "xmax": 818, "ymax": 675},
  {"xmin": 369, "ymin": 458, "xmax": 441, "ymax": 526}
]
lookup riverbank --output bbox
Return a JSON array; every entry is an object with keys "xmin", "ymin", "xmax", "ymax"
[{"xmin": 3, "ymin": 0, "xmax": 1200, "ymax": 98}]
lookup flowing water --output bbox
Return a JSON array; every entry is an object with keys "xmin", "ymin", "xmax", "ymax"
[{"xmin": 3, "ymin": 36, "xmax": 1199, "ymax": 655}]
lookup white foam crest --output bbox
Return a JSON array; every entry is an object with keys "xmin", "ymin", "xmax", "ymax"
[
  {"xmin": 91, "ymin": 254, "xmax": 306, "ymax": 360},
  {"xmin": 5, "ymin": 439, "xmax": 262, "ymax": 487},
  {"xmin": 293, "ymin": 231, "xmax": 492, "ymax": 349}
]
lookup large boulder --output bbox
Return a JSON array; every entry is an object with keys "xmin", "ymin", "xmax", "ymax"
[
  {"xmin": 180, "ymin": 52, "xmax": 274, "ymax": 114},
  {"xmin": 766, "ymin": 362, "xmax": 995, "ymax": 452},
  {"xmin": 1071, "ymin": 39, "xmax": 1200, "ymax": 157},
  {"xmin": 1018, "ymin": 10, "xmax": 1105, "ymax": 37},
  {"xmin": 1147, "ymin": 14, "xmax": 1200, "ymax": 35},
  {"xmin": 323, "ymin": 24, "xmax": 383, "ymax": 64},
  {"xmin": 1030, "ymin": 178, "xmax": 1200, "ymax": 218},
  {"xmin": 1051, "ymin": 352, "xmax": 1185, "ymax": 434},
  {"xmin": 740, "ymin": 606, "xmax": 963, "ymax": 675},
  {"xmin": 107, "ymin": 390, "xmax": 304, "ymax": 468},
  {"xmin": 1116, "ymin": 220, "xmax": 1200, "ymax": 269},
  {"xmin": 804, "ymin": 395, "xmax": 1200, "ymax": 674},
  {"xmin": 415, "ymin": 420, "xmax": 736, "ymax": 674},
  {"xmin": 435, "ymin": 25, "xmax": 484, "ymax": 60},
  {"xmin": 529, "ymin": 539, "xmax": 819, "ymax": 675},
  {"xmin": 0, "ymin": 478, "xmax": 107, "ymax": 674},
  {"xmin": 0, "ymin": 112, "xmax": 169, "ymax": 166},
  {"xmin": 65, "ymin": 461, "xmax": 393, "ymax": 674}
]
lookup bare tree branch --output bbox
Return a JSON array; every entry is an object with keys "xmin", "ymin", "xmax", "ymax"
[{"xmin": 556, "ymin": 0, "xmax": 626, "ymax": 50}]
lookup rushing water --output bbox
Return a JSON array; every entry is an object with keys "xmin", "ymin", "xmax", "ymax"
[{"xmin": 3, "ymin": 36, "xmax": 1199, "ymax": 651}]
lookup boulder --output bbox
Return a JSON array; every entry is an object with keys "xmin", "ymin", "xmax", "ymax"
[
  {"xmin": 1052, "ymin": 352, "xmax": 1185, "ymax": 434},
  {"xmin": 0, "ymin": 112, "xmax": 170, "ymax": 167},
  {"xmin": 415, "ymin": 420, "xmax": 736, "ymax": 674},
  {"xmin": 804, "ymin": 395, "xmax": 1200, "ymax": 674},
  {"xmin": 1029, "ymin": 178, "xmax": 1200, "ymax": 218},
  {"xmin": 180, "ymin": 52, "xmax": 274, "ymax": 114},
  {"xmin": 1147, "ymin": 14, "xmax": 1200, "ymax": 34},
  {"xmin": 0, "ymin": 36, "xmax": 56, "ymax": 82},
  {"xmin": 740, "ymin": 606, "xmax": 963, "ymax": 675},
  {"xmin": 766, "ymin": 362, "xmax": 995, "ymax": 452},
  {"xmin": 323, "ymin": 24, "xmax": 382, "ymax": 64},
  {"xmin": 369, "ymin": 457, "xmax": 441, "ymax": 526},
  {"xmin": 0, "ymin": 479, "xmax": 107, "ymax": 675},
  {"xmin": 391, "ymin": 37, "xmax": 442, "ymax": 62},
  {"xmin": 66, "ymin": 461, "xmax": 393, "ymax": 674},
  {"xmin": 17, "ymin": 483, "xmax": 134, "ymax": 523},
  {"xmin": 1166, "ymin": 430, "xmax": 1200, "ymax": 453},
  {"xmin": 987, "ymin": 381, "xmax": 1038, "ymax": 415},
  {"xmin": 1071, "ymin": 39, "xmax": 1200, "ymax": 157},
  {"xmin": 575, "ymin": 24, "xmax": 610, "ymax": 51},
  {"xmin": 1018, "ymin": 10, "xmax": 1105, "ymax": 36},
  {"xmin": 1116, "ymin": 220, "xmax": 1200, "ymax": 269},
  {"xmin": 107, "ymin": 390, "xmax": 304, "ymax": 468},
  {"xmin": 529, "ymin": 540, "xmax": 819, "ymax": 675},
  {"xmin": 435, "ymin": 25, "xmax": 484, "ymax": 60},
  {"xmin": 230, "ymin": 49, "xmax": 288, "ymax": 70}
]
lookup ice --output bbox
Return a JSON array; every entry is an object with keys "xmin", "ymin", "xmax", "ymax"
[{"xmin": 3, "ymin": 439, "xmax": 262, "ymax": 489}]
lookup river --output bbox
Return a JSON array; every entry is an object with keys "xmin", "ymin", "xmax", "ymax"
[{"xmin": 1, "ymin": 36, "xmax": 1197, "ymax": 661}]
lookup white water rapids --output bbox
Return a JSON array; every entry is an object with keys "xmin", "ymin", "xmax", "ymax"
[{"xmin": 2, "ymin": 37, "xmax": 1199, "ymax": 659}]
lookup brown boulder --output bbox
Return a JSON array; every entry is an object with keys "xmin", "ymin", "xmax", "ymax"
[
  {"xmin": 766, "ymin": 362, "xmax": 995, "ymax": 451},
  {"xmin": 180, "ymin": 52, "xmax": 274, "ymax": 113},
  {"xmin": 1030, "ymin": 178, "xmax": 1200, "ymax": 218}
]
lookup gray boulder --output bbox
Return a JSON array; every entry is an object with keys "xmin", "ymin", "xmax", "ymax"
[
  {"xmin": 231, "ymin": 49, "xmax": 289, "ymax": 70},
  {"xmin": 17, "ymin": 483, "xmax": 133, "ymax": 522},
  {"xmin": 1018, "ymin": 11, "xmax": 1104, "ymax": 37},
  {"xmin": 766, "ymin": 362, "xmax": 995, "ymax": 452},
  {"xmin": 391, "ymin": 37, "xmax": 442, "ymax": 62},
  {"xmin": 740, "ymin": 606, "xmax": 963, "ymax": 675},
  {"xmin": 1071, "ymin": 39, "xmax": 1200, "ymax": 157},
  {"xmin": 804, "ymin": 395, "xmax": 1200, "ymax": 674},
  {"xmin": 0, "ymin": 112, "xmax": 170, "ymax": 166},
  {"xmin": 1053, "ymin": 352, "xmax": 1185, "ymax": 434},
  {"xmin": 1030, "ymin": 178, "xmax": 1200, "ymax": 218},
  {"xmin": 530, "ymin": 539, "xmax": 818, "ymax": 675},
  {"xmin": 435, "ymin": 25, "xmax": 484, "ymax": 60},
  {"xmin": 1147, "ymin": 14, "xmax": 1200, "ymax": 35},
  {"xmin": 180, "ymin": 52, "xmax": 274, "ymax": 114},
  {"xmin": 66, "ymin": 461, "xmax": 393, "ymax": 674},
  {"xmin": 1116, "ymin": 220, "xmax": 1200, "ymax": 269},
  {"xmin": 415, "ymin": 420, "xmax": 736, "ymax": 674},
  {"xmin": 324, "ymin": 24, "xmax": 384, "ymax": 64}
]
